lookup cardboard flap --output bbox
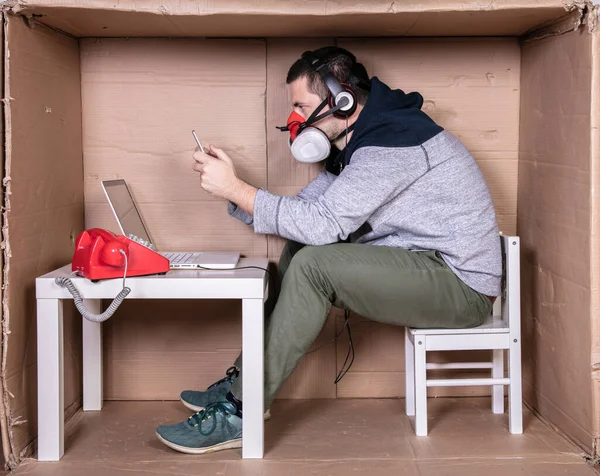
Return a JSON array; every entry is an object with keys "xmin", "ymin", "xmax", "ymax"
[{"xmin": 9, "ymin": 0, "xmax": 571, "ymax": 38}]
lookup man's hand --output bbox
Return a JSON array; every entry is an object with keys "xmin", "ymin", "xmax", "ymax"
[
  {"xmin": 192, "ymin": 145, "xmax": 257, "ymax": 215},
  {"xmin": 192, "ymin": 145, "xmax": 239, "ymax": 199}
]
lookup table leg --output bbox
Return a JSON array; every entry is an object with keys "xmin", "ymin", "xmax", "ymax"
[
  {"xmin": 82, "ymin": 300, "xmax": 103, "ymax": 411},
  {"xmin": 37, "ymin": 299, "xmax": 64, "ymax": 461},
  {"xmin": 241, "ymin": 298, "xmax": 264, "ymax": 459}
]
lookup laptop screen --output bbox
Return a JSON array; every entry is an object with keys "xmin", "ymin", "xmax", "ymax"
[{"xmin": 102, "ymin": 179, "xmax": 152, "ymax": 243}]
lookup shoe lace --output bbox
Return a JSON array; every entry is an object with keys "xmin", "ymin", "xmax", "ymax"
[
  {"xmin": 188, "ymin": 401, "xmax": 235, "ymax": 436},
  {"xmin": 207, "ymin": 366, "xmax": 238, "ymax": 390}
]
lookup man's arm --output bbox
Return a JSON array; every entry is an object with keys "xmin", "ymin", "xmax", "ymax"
[
  {"xmin": 296, "ymin": 170, "xmax": 337, "ymax": 201},
  {"xmin": 247, "ymin": 147, "xmax": 429, "ymax": 245},
  {"xmin": 193, "ymin": 144, "xmax": 427, "ymax": 244},
  {"xmin": 227, "ymin": 169, "xmax": 336, "ymax": 224},
  {"xmin": 227, "ymin": 190, "xmax": 256, "ymax": 225},
  {"xmin": 229, "ymin": 181, "xmax": 257, "ymax": 217}
]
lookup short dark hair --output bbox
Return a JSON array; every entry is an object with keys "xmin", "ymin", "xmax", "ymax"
[{"xmin": 286, "ymin": 46, "xmax": 370, "ymax": 106}]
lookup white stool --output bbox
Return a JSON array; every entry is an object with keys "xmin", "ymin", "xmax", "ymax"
[{"xmin": 404, "ymin": 235, "xmax": 523, "ymax": 436}]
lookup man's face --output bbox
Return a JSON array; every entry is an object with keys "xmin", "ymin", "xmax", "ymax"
[{"xmin": 289, "ymin": 76, "xmax": 342, "ymax": 140}]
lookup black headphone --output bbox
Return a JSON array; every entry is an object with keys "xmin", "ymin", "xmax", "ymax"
[{"xmin": 301, "ymin": 50, "xmax": 359, "ymax": 119}]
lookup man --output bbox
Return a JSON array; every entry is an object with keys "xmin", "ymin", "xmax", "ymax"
[{"xmin": 156, "ymin": 46, "xmax": 501, "ymax": 454}]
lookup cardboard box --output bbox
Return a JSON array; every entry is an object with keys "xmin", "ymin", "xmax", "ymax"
[{"xmin": 1, "ymin": 0, "xmax": 599, "ymax": 470}]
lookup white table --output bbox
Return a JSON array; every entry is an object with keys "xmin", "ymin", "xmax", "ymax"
[{"xmin": 35, "ymin": 258, "xmax": 269, "ymax": 461}]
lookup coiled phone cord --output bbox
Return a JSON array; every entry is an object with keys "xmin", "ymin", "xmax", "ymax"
[{"xmin": 54, "ymin": 250, "xmax": 131, "ymax": 323}]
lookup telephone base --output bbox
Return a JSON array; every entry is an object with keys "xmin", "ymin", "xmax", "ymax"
[{"xmin": 73, "ymin": 228, "xmax": 170, "ymax": 281}]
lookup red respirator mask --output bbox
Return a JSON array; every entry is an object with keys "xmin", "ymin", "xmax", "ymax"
[{"xmin": 285, "ymin": 111, "xmax": 305, "ymax": 141}]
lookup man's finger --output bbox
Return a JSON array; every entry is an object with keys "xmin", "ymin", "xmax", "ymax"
[
  {"xmin": 193, "ymin": 151, "xmax": 215, "ymax": 164},
  {"xmin": 192, "ymin": 151, "xmax": 207, "ymax": 162},
  {"xmin": 209, "ymin": 145, "xmax": 233, "ymax": 165},
  {"xmin": 194, "ymin": 145, "xmax": 215, "ymax": 155}
]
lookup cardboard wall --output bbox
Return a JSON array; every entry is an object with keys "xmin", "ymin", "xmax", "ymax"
[
  {"xmin": 80, "ymin": 38, "xmax": 267, "ymax": 400},
  {"xmin": 0, "ymin": 13, "xmax": 6, "ymax": 471},
  {"xmin": 3, "ymin": 16, "xmax": 84, "ymax": 460},
  {"xmin": 519, "ymin": 28, "xmax": 594, "ymax": 453},
  {"xmin": 81, "ymin": 37, "xmax": 521, "ymax": 401},
  {"xmin": 591, "ymin": 27, "xmax": 600, "ymax": 458}
]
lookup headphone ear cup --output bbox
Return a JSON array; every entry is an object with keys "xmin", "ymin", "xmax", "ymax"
[
  {"xmin": 331, "ymin": 85, "xmax": 357, "ymax": 118},
  {"xmin": 328, "ymin": 92, "xmax": 339, "ymax": 115}
]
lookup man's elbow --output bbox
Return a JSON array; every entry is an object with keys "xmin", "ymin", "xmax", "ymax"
[
  {"xmin": 301, "ymin": 230, "xmax": 346, "ymax": 246},
  {"xmin": 281, "ymin": 215, "xmax": 348, "ymax": 245},
  {"xmin": 302, "ymin": 237, "xmax": 333, "ymax": 246}
]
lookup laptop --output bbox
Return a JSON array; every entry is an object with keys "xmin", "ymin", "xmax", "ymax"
[{"xmin": 101, "ymin": 179, "xmax": 240, "ymax": 269}]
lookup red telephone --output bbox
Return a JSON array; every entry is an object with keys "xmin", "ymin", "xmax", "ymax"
[{"xmin": 72, "ymin": 228, "xmax": 170, "ymax": 281}]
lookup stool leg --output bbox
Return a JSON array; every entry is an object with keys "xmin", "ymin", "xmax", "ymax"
[
  {"xmin": 414, "ymin": 337, "xmax": 428, "ymax": 436},
  {"xmin": 492, "ymin": 349, "xmax": 504, "ymax": 414},
  {"xmin": 508, "ymin": 338, "xmax": 523, "ymax": 434},
  {"xmin": 405, "ymin": 329, "xmax": 415, "ymax": 416}
]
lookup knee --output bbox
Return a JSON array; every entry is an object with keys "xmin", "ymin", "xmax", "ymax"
[
  {"xmin": 288, "ymin": 246, "xmax": 327, "ymax": 275},
  {"xmin": 286, "ymin": 246, "xmax": 334, "ymax": 299}
]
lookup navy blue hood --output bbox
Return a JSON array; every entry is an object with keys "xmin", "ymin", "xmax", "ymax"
[{"xmin": 341, "ymin": 77, "xmax": 444, "ymax": 167}]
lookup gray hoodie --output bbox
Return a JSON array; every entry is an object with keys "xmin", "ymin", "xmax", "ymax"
[{"xmin": 229, "ymin": 77, "xmax": 502, "ymax": 297}]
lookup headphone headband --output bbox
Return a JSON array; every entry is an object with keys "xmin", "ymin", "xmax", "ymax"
[
  {"xmin": 301, "ymin": 50, "xmax": 346, "ymax": 100},
  {"xmin": 301, "ymin": 50, "xmax": 359, "ymax": 118}
]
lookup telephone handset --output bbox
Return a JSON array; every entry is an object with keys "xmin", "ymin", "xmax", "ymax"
[{"xmin": 55, "ymin": 229, "xmax": 170, "ymax": 322}]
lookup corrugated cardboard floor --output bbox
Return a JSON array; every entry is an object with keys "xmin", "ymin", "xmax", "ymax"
[{"xmin": 10, "ymin": 398, "xmax": 599, "ymax": 476}]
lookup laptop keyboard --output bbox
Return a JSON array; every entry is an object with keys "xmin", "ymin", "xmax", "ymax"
[{"xmin": 161, "ymin": 252, "xmax": 200, "ymax": 264}]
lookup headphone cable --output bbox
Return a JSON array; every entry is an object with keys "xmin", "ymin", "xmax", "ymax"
[
  {"xmin": 334, "ymin": 310, "xmax": 355, "ymax": 384},
  {"xmin": 305, "ymin": 308, "xmax": 355, "ymax": 383}
]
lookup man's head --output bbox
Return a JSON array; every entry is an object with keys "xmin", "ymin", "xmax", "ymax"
[{"xmin": 285, "ymin": 46, "xmax": 370, "ymax": 144}]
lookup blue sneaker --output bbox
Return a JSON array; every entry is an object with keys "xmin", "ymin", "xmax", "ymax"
[
  {"xmin": 180, "ymin": 366, "xmax": 238, "ymax": 413},
  {"xmin": 180, "ymin": 366, "xmax": 271, "ymax": 419},
  {"xmin": 156, "ymin": 400, "xmax": 242, "ymax": 455}
]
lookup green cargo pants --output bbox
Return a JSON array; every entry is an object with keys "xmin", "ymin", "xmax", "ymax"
[{"xmin": 230, "ymin": 241, "xmax": 492, "ymax": 408}]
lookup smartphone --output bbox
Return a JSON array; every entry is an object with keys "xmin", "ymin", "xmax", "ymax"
[{"xmin": 192, "ymin": 130, "xmax": 205, "ymax": 153}]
